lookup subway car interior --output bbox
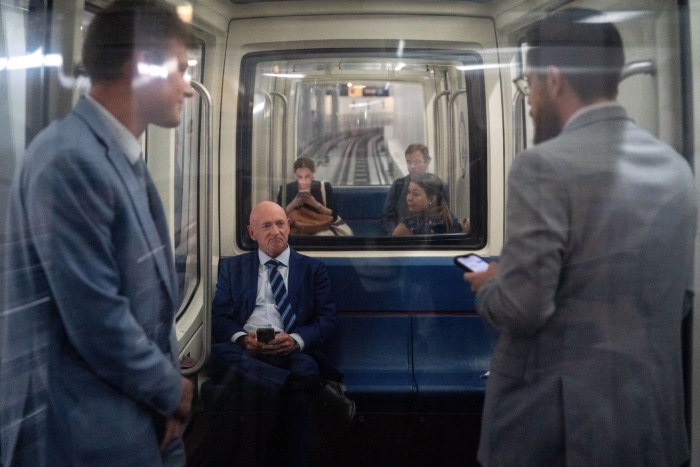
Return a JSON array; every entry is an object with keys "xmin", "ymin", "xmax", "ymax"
[{"xmin": 1, "ymin": 0, "xmax": 699, "ymax": 465}]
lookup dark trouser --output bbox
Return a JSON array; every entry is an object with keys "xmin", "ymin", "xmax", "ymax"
[{"xmin": 206, "ymin": 342, "xmax": 321, "ymax": 467}]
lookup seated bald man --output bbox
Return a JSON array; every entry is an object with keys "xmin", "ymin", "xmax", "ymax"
[{"xmin": 208, "ymin": 201, "xmax": 354, "ymax": 467}]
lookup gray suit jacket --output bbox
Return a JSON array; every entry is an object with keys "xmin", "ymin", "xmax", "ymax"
[
  {"xmin": 1, "ymin": 98, "xmax": 183, "ymax": 466},
  {"xmin": 476, "ymin": 105, "xmax": 695, "ymax": 466}
]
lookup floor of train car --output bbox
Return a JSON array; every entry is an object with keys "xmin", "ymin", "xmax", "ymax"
[{"xmin": 184, "ymin": 402, "xmax": 483, "ymax": 466}]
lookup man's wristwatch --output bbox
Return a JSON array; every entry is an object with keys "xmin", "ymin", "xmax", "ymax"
[{"xmin": 292, "ymin": 340, "xmax": 301, "ymax": 352}]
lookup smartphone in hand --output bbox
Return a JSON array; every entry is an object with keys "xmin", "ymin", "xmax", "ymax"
[
  {"xmin": 256, "ymin": 327, "xmax": 276, "ymax": 343},
  {"xmin": 454, "ymin": 253, "xmax": 489, "ymax": 272}
]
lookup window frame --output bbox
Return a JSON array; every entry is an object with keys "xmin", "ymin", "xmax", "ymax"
[
  {"xmin": 236, "ymin": 48, "xmax": 488, "ymax": 251},
  {"xmin": 172, "ymin": 39, "xmax": 206, "ymax": 319}
]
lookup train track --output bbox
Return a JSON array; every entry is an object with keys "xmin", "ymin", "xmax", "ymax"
[{"xmin": 301, "ymin": 129, "xmax": 391, "ymax": 185}]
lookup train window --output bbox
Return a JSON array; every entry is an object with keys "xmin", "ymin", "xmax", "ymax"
[
  {"xmin": 0, "ymin": 1, "xmax": 49, "ymax": 225},
  {"xmin": 237, "ymin": 50, "xmax": 487, "ymax": 250},
  {"xmin": 171, "ymin": 43, "xmax": 204, "ymax": 316},
  {"xmin": 512, "ymin": 45, "xmax": 531, "ymax": 152}
]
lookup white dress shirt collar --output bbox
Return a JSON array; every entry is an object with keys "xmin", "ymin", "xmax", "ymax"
[
  {"xmin": 258, "ymin": 246, "xmax": 291, "ymax": 268},
  {"xmin": 85, "ymin": 95, "xmax": 142, "ymax": 166}
]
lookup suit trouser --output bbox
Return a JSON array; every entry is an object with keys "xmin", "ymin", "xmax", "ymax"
[{"xmin": 207, "ymin": 342, "xmax": 320, "ymax": 467}]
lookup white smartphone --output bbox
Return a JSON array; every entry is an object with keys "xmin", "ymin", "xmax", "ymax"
[{"xmin": 454, "ymin": 253, "xmax": 489, "ymax": 272}]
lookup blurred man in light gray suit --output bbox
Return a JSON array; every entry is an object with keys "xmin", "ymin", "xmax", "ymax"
[
  {"xmin": 1, "ymin": 1, "xmax": 195, "ymax": 466},
  {"xmin": 465, "ymin": 8, "xmax": 695, "ymax": 467}
]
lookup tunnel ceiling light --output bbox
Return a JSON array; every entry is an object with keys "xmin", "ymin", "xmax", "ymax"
[
  {"xmin": 455, "ymin": 63, "xmax": 506, "ymax": 72},
  {"xmin": 262, "ymin": 72, "xmax": 305, "ymax": 79},
  {"xmin": 579, "ymin": 11, "xmax": 649, "ymax": 23}
]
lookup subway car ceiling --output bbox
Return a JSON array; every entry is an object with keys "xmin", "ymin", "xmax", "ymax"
[{"xmin": 228, "ymin": 0, "xmax": 493, "ymax": 3}]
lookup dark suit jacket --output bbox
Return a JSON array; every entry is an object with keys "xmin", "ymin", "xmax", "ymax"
[
  {"xmin": 380, "ymin": 175, "xmax": 411, "ymax": 234},
  {"xmin": 1, "ymin": 98, "xmax": 183, "ymax": 466},
  {"xmin": 212, "ymin": 249, "xmax": 338, "ymax": 351}
]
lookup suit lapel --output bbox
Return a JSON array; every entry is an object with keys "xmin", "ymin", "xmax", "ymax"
[
  {"xmin": 287, "ymin": 250, "xmax": 304, "ymax": 310},
  {"xmin": 73, "ymin": 99, "xmax": 178, "ymax": 308},
  {"xmin": 244, "ymin": 253, "xmax": 260, "ymax": 318},
  {"xmin": 142, "ymin": 167, "xmax": 178, "ymax": 305}
]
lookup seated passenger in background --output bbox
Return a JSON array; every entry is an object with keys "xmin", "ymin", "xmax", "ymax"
[
  {"xmin": 208, "ymin": 201, "xmax": 354, "ymax": 466},
  {"xmin": 279, "ymin": 156, "xmax": 336, "ymax": 219},
  {"xmin": 381, "ymin": 143, "xmax": 449, "ymax": 234},
  {"xmin": 393, "ymin": 173, "xmax": 461, "ymax": 235},
  {"xmin": 278, "ymin": 155, "xmax": 352, "ymax": 236}
]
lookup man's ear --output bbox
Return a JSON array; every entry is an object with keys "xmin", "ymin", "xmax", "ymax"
[
  {"xmin": 546, "ymin": 65, "xmax": 564, "ymax": 98},
  {"xmin": 247, "ymin": 224, "xmax": 256, "ymax": 241}
]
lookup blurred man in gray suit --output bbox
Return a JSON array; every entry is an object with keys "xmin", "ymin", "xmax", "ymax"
[
  {"xmin": 465, "ymin": 8, "xmax": 695, "ymax": 466},
  {"xmin": 1, "ymin": 1, "xmax": 195, "ymax": 465}
]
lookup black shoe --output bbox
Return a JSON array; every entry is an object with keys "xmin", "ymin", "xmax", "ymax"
[{"xmin": 318, "ymin": 381, "xmax": 356, "ymax": 426}]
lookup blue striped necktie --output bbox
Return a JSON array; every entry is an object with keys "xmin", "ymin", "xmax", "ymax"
[{"xmin": 265, "ymin": 259, "xmax": 297, "ymax": 332}]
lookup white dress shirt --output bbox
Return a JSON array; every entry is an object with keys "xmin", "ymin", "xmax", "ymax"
[
  {"xmin": 85, "ymin": 95, "xmax": 142, "ymax": 166},
  {"xmin": 232, "ymin": 247, "xmax": 304, "ymax": 349}
]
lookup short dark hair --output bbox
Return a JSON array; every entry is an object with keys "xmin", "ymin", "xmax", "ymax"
[
  {"xmin": 525, "ymin": 8, "xmax": 624, "ymax": 101},
  {"xmin": 405, "ymin": 143, "xmax": 430, "ymax": 162},
  {"xmin": 82, "ymin": 0, "xmax": 195, "ymax": 83}
]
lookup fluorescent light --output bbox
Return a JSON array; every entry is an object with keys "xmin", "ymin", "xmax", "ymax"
[
  {"xmin": 455, "ymin": 63, "xmax": 506, "ymax": 72},
  {"xmin": 176, "ymin": 3, "xmax": 193, "ymax": 23},
  {"xmin": 2, "ymin": 49, "xmax": 63, "ymax": 71},
  {"xmin": 262, "ymin": 72, "xmax": 305, "ymax": 79},
  {"xmin": 579, "ymin": 11, "xmax": 648, "ymax": 23}
]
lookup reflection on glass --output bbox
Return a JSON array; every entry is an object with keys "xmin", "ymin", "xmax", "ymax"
[
  {"xmin": 245, "ymin": 53, "xmax": 483, "ymax": 243},
  {"xmin": 173, "ymin": 45, "xmax": 203, "ymax": 313}
]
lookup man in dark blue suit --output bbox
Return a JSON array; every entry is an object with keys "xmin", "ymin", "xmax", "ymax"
[
  {"xmin": 209, "ymin": 201, "xmax": 353, "ymax": 467},
  {"xmin": 1, "ymin": 2, "xmax": 195, "ymax": 466}
]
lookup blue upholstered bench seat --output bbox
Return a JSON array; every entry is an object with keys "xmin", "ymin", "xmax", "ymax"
[
  {"xmin": 412, "ymin": 315, "xmax": 494, "ymax": 395},
  {"xmin": 321, "ymin": 256, "xmax": 496, "ymax": 412},
  {"xmin": 333, "ymin": 186, "xmax": 387, "ymax": 237},
  {"xmin": 323, "ymin": 314, "xmax": 415, "ymax": 395},
  {"xmin": 325, "ymin": 315, "xmax": 493, "ymax": 390}
]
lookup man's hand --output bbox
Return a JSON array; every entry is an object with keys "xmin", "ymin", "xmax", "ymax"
[
  {"xmin": 240, "ymin": 331, "xmax": 296, "ymax": 355},
  {"xmin": 161, "ymin": 377, "xmax": 194, "ymax": 451},
  {"xmin": 262, "ymin": 332, "xmax": 297, "ymax": 355},
  {"xmin": 240, "ymin": 331, "xmax": 267, "ymax": 352},
  {"xmin": 174, "ymin": 377, "xmax": 194, "ymax": 420},
  {"xmin": 464, "ymin": 262, "xmax": 499, "ymax": 293},
  {"xmin": 160, "ymin": 417, "xmax": 185, "ymax": 452}
]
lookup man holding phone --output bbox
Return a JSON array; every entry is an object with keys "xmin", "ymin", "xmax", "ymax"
[
  {"xmin": 208, "ymin": 201, "xmax": 354, "ymax": 466},
  {"xmin": 464, "ymin": 8, "xmax": 695, "ymax": 467}
]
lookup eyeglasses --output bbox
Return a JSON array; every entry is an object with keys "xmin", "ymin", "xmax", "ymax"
[{"xmin": 513, "ymin": 75, "xmax": 530, "ymax": 96}]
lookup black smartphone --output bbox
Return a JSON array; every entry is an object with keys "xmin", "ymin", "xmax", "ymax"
[
  {"xmin": 454, "ymin": 253, "xmax": 489, "ymax": 272},
  {"xmin": 256, "ymin": 327, "xmax": 276, "ymax": 343}
]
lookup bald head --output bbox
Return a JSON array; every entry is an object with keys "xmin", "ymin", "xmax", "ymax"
[{"xmin": 248, "ymin": 201, "xmax": 290, "ymax": 258}]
